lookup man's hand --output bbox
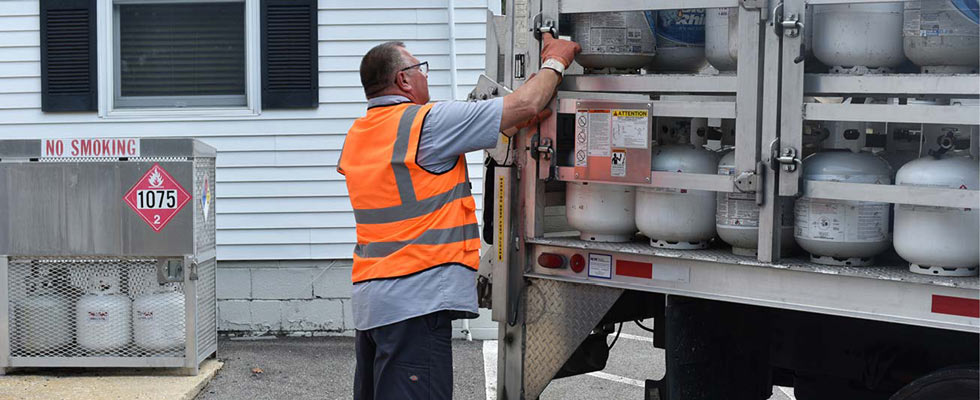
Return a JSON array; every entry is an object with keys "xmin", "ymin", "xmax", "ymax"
[
  {"xmin": 501, "ymin": 108, "xmax": 552, "ymax": 137},
  {"xmin": 499, "ymin": 36, "xmax": 578, "ymax": 132},
  {"xmin": 540, "ymin": 35, "xmax": 582, "ymax": 68}
]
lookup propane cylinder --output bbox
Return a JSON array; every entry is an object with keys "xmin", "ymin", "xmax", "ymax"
[
  {"xmin": 646, "ymin": 9, "xmax": 707, "ymax": 72},
  {"xmin": 76, "ymin": 290, "xmax": 132, "ymax": 352},
  {"xmin": 794, "ymin": 151, "xmax": 893, "ymax": 266},
  {"xmin": 133, "ymin": 290, "xmax": 186, "ymax": 351},
  {"xmin": 894, "ymin": 155, "xmax": 979, "ymax": 276},
  {"xmin": 566, "ymin": 182, "xmax": 637, "ymax": 242},
  {"xmin": 637, "ymin": 145, "xmax": 718, "ymax": 249},
  {"xmin": 566, "ymin": 12, "xmax": 657, "ymax": 71},
  {"xmin": 17, "ymin": 286, "xmax": 71, "ymax": 353},
  {"xmin": 813, "ymin": 3, "xmax": 906, "ymax": 73},
  {"xmin": 904, "ymin": 0, "xmax": 979, "ymax": 73},
  {"xmin": 705, "ymin": 8, "xmax": 814, "ymax": 71},
  {"xmin": 716, "ymin": 151, "xmax": 796, "ymax": 256},
  {"xmin": 705, "ymin": 8, "xmax": 738, "ymax": 71}
]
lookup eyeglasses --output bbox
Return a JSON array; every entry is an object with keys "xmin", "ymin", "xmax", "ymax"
[{"xmin": 400, "ymin": 61, "xmax": 429, "ymax": 77}]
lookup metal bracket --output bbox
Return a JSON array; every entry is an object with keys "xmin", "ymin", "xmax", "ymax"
[
  {"xmin": 532, "ymin": 14, "xmax": 557, "ymax": 40},
  {"xmin": 740, "ymin": 0, "xmax": 768, "ymax": 11},
  {"xmin": 772, "ymin": 3, "xmax": 802, "ymax": 37},
  {"xmin": 530, "ymin": 136, "xmax": 557, "ymax": 182},
  {"xmin": 734, "ymin": 172, "xmax": 759, "ymax": 193},
  {"xmin": 157, "ymin": 258, "xmax": 184, "ymax": 283},
  {"xmin": 779, "ymin": 13, "xmax": 803, "ymax": 38},
  {"xmin": 771, "ymin": 139, "xmax": 802, "ymax": 172}
]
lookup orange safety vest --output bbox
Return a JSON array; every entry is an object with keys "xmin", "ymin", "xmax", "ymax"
[{"xmin": 338, "ymin": 102, "xmax": 481, "ymax": 283}]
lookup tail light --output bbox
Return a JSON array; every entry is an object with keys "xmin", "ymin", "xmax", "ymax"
[{"xmin": 537, "ymin": 253, "xmax": 566, "ymax": 269}]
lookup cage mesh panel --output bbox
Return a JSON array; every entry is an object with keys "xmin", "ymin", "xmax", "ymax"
[
  {"xmin": 194, "ymin": 156, "xmax": 217, "ymax": 359},
  {"xmin": 196, "ymin": 258, "xmax": 217, "ymax": 360},
  {"xmin": 8, "ymin": 257, "xmax": 186, "ymax": 358}
]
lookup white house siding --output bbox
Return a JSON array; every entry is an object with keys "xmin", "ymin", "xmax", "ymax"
[
  {"xmin": 0, "ymin": 0, "xmax": 488, "ymax": 261},
  {"xmin": 0, "ymin": 0, "xmax": 499, "ymax": 338}
]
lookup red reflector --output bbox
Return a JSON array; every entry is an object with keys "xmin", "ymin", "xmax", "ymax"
[
  {"xmin": 932, "ymin": 295, "xmax": 980, "ymax": 318},
  {"xmin": 537, "ymin": 253, "xmax": 566, "ymax": 269},
  {"xmin": 616, "ymin": 260, "xmax": 652, "ymax": 279},
  {"xmin": 570, "ymin": 254, "xmax": 586, "ymax": 273}
]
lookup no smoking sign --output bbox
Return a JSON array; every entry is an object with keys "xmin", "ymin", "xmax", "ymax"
[{"xmin": 124, "ymin": 164, "xmax": 191, "ymax": 232}]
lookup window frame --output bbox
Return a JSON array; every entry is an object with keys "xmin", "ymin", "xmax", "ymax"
[{"xmin": 98, "ymin": 0, "xmax": 261, "ymax": 118}]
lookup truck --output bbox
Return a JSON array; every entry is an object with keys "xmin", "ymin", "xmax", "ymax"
[{"xmin": 471, "ymin": 0, "xmax": 980, "ymax": 399}]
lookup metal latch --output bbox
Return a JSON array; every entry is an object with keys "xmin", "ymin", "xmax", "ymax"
[
  {"xmin": 769, "ymin": 138, "xmax": 802, "ymax": 172},
  {"xmin": 530, "ymin": 136, "xmax": 557, "ymax": 181},
  {"xmin": 157, "ymin": 258, "xmax": 184, "ymax": 283},
  {"xmin": 533, "ymin": 14, "xmax": 557, "ymax": 40},
  {"xmin": 772, "ymin": 3, "xmax": 803, "ymax": 37},
  {"xmin": 188, "ymin": 260, "xmax": 199, "ymax": 281},
  {"xmin": 774, "ymin": 148, "xmax": 801, "ymax": 172},
  {"xmin": 773, "ymin": 148, "xmax": 802, "ymax": 172},
  {"xmin": 780, "ymin": 14, "xmax": 802, "ymax": 37}
]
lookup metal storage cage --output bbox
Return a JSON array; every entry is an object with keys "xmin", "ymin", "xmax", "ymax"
[
  {"xmin": 479, "ymin": 0, "xmax": 980, "ymax": 398},
  {"xmin": 0, "ymin": 138, "xmax": 217, "ymax": 375}
]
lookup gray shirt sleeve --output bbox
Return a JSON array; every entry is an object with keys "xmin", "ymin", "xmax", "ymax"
[{"xmin": 417, "ymin": 97, "xmax": 504, "ymax": 173}]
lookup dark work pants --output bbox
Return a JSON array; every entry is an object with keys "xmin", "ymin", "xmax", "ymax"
[{"xmin": 354, "ymin": 311, "xmax": 453, "ymax": 400}]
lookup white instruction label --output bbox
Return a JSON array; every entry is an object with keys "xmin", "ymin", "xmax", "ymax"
[
  {"xmin": 587, "ymin": 110, "xmax": 611, "ymax": 157},
  {"xmin": 588, "ymin": 253, "xmax": 612, "ymax": 279},
  {"xmin": 716, "ymin": 192, "xmax": 760, "ymax": 227},
  {"xmin": 794, "ymin": 198, "xmax": 890, "ymax": 242},
  {"xmin": 574, "ymin": 111, "xmax": 589, "ymax": 167},
  {"xmin": 610, "ymin": 150, "xmax": 627, "ymax": 177},
  {"xmin": 611, "ymin": 109, "xmax": 648, "ymax": 149}
]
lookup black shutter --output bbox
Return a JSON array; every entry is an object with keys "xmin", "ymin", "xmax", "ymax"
[
  {"xmin": 40, "ymin": 0, "xmax": 97, "ymax": 112},
  {"xmin": 261, "ymin": 0, "xmax": 318, "ymax": 109}
]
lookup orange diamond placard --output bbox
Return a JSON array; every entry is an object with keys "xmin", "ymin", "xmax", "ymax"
[{"xmin": 124, "ymin": 164, "xmax": 192, "ymax": 232}]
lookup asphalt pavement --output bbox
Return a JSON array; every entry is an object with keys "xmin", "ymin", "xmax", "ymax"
[{"xmin": 197, "ymin": 322, "xmax": 795, "ymax": 400}]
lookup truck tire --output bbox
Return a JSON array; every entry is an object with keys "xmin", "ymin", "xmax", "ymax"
[{"xmin": 889, "ymin": 365, "xmax": 979, "ymax": 400}]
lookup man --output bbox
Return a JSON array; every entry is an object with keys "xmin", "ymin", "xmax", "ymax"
[{"xmin": 338, "ymin": 35, "xmax": 580, "ymax": 400}]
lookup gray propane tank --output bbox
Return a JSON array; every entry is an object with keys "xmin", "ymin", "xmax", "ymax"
[
  {"xmin": 646, "ymin": 9, "xmax": 707, "ymax": 72},
  {"xmin": 716, "ymin": 150, "xmax": 796, "ymax": 256},
  {"xmin": 794, "ymin": 150, "xmax": 893, "ymax": 266},
  {"xmin": 903, "ymin": 0, "xmax": 979, "ymax": 73},
  {"xmin": 566, "ymin": 12, "xmax": 657, "ymax": 72},
  {"xmin": 566, "ymin": 182, "xmax": 638, "ymax": 242},
  {"xmin": 894, "ymin": 154, "xmax": 979, "ymax": 276},
  {"xmin": 812, "ymin": 2, "xmax": 907, "ymax": 73},
  {"xmin": 636, "ymin": 144, "xmax": 719, "ymax": 249}
]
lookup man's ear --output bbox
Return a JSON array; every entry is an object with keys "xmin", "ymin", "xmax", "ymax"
[{"xmin": 394, "ymin": 71, "xmax": 412, "ymax": 92}]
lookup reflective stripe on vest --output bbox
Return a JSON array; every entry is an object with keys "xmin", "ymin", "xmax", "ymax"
[
  {"xmin": 353, "ymin": 223, "xmax": 480, "ymax": 258},
  {"xmin": 342, "ymin": 102, "xmax": 480, "ymax": 283}
]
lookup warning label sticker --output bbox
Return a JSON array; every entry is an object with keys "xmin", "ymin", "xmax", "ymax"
[
  {"xmin": 588, "ymin": 253, "xmax": 612, "ymax": 279},
  {"xmin": 201, "ymin": 175, "xmax": 212, "ymax": 222},
  {"xmin": 611, "ymin": 150, "xmax": 627, "ymax": 177},
  {"xmin": 611, "ymin": 109, "xmax": 648, "ymax": 149},
  {"xmin": 587, "ymin": 110, "xmax": 611, "ymax": 157},
  {"xmin": 124, "ymin": 164, "xmax": 192, "ymax": 232},
  {"xmin": 575, "ymin": 111, "xmax": 589, "ymax": 167}
]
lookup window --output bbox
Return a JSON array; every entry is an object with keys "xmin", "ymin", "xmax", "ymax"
[
  {"xmin": 113, "ymin": 0, "xmax": 248, "ymax": 109},
  {"xmin": 41, "ymin": 0, "xmax": 316, "ymax": 114}
]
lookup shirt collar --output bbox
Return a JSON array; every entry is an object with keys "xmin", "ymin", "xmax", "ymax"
[{"xmin": 367, "ymin": 95, "xmax": 412, "ymax": 108}]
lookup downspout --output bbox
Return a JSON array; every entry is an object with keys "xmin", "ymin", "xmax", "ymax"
[
  {"xmin": 448, "ymin": 0, "xmax": 460, "ymax": 101},
  {"xmin": 448, "ymin": 0, "xmax": 473, "ymax": 342}
]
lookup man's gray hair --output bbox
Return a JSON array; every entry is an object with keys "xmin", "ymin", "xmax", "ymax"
[{"xmin": 359, "ymin": 41, "xmax": 407, "ymax": 98}]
